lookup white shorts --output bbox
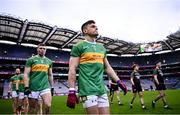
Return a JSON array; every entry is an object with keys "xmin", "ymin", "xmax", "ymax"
[
  {"xmin": 19, "ymin": 92, "xmax": 25, "ymax": 99},
  {"xmin": 82, "ymin": 94, "xmax": 109, "ymax": 108},
  {"xmin": 29, "ymin": 88, "xmax": 50, "ymax": 100},
  {"xmin": 12, "ymin": 91, "xmax": 18, "ymax": 98}
]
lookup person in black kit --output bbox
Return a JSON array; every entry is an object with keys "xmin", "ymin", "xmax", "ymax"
[
  {"xmin": 109, "ymin": 77, "xmax": 122, "ymax": 105},
  {"xmin": 152, "ymin": 62, "xmax": 169, "ymax": 109},
  {"xmin": 130, "ymin": 64, "xmax": 146, "ymax": 109}
]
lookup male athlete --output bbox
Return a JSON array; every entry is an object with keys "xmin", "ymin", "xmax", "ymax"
[
  {"xmin": 17, "ymin": 71, "xmax": 29, "ymax": 114},
  {"xmin": 9, "ymin": 68, "xmax": 20, "ymax": 114},
  {"xmin": 130, "ymin": 64, "xmax": 146, "ymax": 109},
  {"xmin": 109, "ymin": 77, "xmax": 122, "ymax": 105},
  {"xmin": 24, "ymin": 43, "xmax": 54, "ymax": 114},
  {"xmin": 152, "ymin": 62, "xmax": 169, "ymax": 109},
  {"xmin": 66, "ymin": 20, "xmax": 127, "ymax": 114}
]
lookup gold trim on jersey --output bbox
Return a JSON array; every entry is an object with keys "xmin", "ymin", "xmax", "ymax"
[
  {"xmin": 19, "ymin": 80, "xmax": 24, "ymax": 84},
  {"xmin": 80, "ymin": 52, "xmax": 104, "ymax": 64},
  {"xmin": 31, "ymin": 64, "xmax": 49, "ymax": 72},
  {"xmin": 12, "ymin": 80, "xmax": 18, "ymax": 84}
]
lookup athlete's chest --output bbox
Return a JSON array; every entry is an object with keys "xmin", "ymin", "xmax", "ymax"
[
  {"xmin": 82, "ymin": 44, "xmax": 105, "ymax": 53},
  {"xmin": 31, "ymin": 58, "xmax": 50, "ymax": 72},
  {"xmin": 33, "ymin": 58, "xmax": 49, "ymax": 64},
  {"xmin": 12, "ymin": 76, "xmax": 18, "ymax": 84},
  {"xmin": 134, "ymin": 72, "xmax": 141, "ymax": 79}
]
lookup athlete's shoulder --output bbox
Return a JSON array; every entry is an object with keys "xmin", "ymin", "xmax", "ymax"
[
  {"xmin": 74, "ymin": 40, "xmax": 86, "ymax": 47},
  {"xmin": 153, "ymin": 68, "xmax": 158, "ymax": 72},
  {"xmin": 96, "ymin": 42, "xmax": 104, "ymax": 46},
  {"xmin": 10, "ymin": 75, "xmax": 15, "ymax": 79},
  {"xmin": 44, "ymin": 56, "xmax": 52, "ymax": 63},
  {"xmin": 27, "ymin": 55, "xmax": 38, "ymax": 60},
  {"xmin": 131, "ymin": 72, "xmax": 134, "ymax": 75},
  {"xmin": 97, "ymin": 42, "xmax": 106, "ymax": 50},
  {"xmin": 11, "ymin": 75, "xmax": 18, "ymax": 80}
]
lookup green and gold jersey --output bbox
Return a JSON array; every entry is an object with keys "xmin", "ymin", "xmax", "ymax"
[
  {"xmin": 71, "ymin": 40, "xmax": 107, "ymax": 96},
  {"xmin": 10, "ymin": 75, "xmax": 19, "ymax": 91},
  {"xmin": 25, "ymin": 55, "xmax": 52, "ymax": 91},
  {"xmin": 18, "ymin": 75, "xmax": 25, "ymax": 92}
]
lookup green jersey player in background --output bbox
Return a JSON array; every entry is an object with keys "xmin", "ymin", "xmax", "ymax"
[
  {"xmin": 16, "ymin": 70, "xmax": 29, "ymax": 114},
  {"xmin": 24, "ymin": 43, "xmax": 54, "ymax": 114},
  {"xmin": 9, "ymin": 68, "xmax": 20, "ymax": 114}
]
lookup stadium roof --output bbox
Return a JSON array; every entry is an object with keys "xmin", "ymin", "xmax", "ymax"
[{"xmin": 0, "ymin": 14, "xmax": 180, "ymax": 56}]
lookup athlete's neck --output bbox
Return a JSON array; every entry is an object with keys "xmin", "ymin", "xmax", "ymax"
[
  {"xmin": 85, "ymin": 36, "xmax": 96, "ymax": 43},
  {"xmin": 38, "ymin": 54, "xmax": 45, "ymax": 58}
]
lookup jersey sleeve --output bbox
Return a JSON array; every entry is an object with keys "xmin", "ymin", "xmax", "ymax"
[
  {"xmin": 70, "ymin": 44, "xmax": 81, "ymax": 57},
  {"xmin": 25, "ymin": 58, "xmax": 33, "ymax": 67},
  {"xmin": 100, "ymin": 44, "xmax": 107, "ymax": 58},
  {"xmin": 153, "ymin": 69, "xmax": 158, "ymax": 75},
  {"xmin": 130, "ymin": 72, "xmax": 134, "ymax": 78},
  {"xmin": 104, "ymin": 47, "xmax": 107, "ymax": 58},
  {"xmin": 49, "ymin": 60, "xmax": 53, "ymax": 68}
]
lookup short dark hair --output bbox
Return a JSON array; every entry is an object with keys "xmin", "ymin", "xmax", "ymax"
[
  {"xmin": 38, "ymin": 43, "xmax": 46, "ymax": 47},
  {"xmin": 81, "ymin": 20, "xmax": 95, "ymax": 34}
]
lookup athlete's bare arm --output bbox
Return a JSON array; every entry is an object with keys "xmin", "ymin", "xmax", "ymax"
[
  {"xmin": 104, "ymin": 58, "xmax": 119, "ymax": 81},
  {"xmin": 68, "ymin": 57, "xmax": 79, "ymax": 88},
  {"xmin": 24, "ymin": 67, "xmax": 31, "ymax": 87},
  {"xmin": 130, "ymin": 76, "xmax": 135, "ymax": 86},
  {"xmin": 48, "ymin": 68, "xmax": 54, "ymax": 87},
  {"xmin": 154, "ymin": 74, "xmax": 159, "ymax": 85},
  {"xmin": 16, "ymin": 79, "xmax": 20, "ymax": 90},
  {"xmin": 9, "ymin": 82, "xmax": 12, "ymax": 92}
]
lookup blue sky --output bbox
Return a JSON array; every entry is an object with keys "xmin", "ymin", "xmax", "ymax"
[{"xmin": 1, "ymin": 0, "xmax": 180, "ymax": 43}]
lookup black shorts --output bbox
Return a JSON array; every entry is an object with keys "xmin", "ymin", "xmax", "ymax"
[
  {"xmin": 155, "ymin": 83, "xmax": 166, "ymax": 90},
  {"xmin": 132, "ymin": 84, "xmax": 142, "ymax": 93},
  {"xmin": 110, "ymin": 84, "xmax": 119, "ymax": 92}
]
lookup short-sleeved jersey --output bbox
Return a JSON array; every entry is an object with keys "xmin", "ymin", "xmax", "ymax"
[
  {"xmin": 25, "ymin": 55, "xmax": 52, "ymax": 91},
  {"xmin": 153, "ymin": 68, "xmax": 164, "ymax": 84},
  {"xmin": 71, "ymin": 40, "xmax": 107, "ymax": 96},
  {"xmin": 18, "ymin": 75, "xmax": 25, "ymax": 92},
  {"xmin": 10, "ymin": 75, "xmax": 19, "ymax": 91},
  {"xmin": 131, "ymin": 71, "xmax": 141, "ymax": 85}
]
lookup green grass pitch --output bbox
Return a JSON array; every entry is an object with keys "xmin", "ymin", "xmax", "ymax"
[{"xmin": 0, "ymin": 89, "xmax": 180, "ymax": 114}]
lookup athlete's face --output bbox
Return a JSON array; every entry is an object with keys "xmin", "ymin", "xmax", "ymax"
[
  {"xmin": 37, "ymin": 46, "xmax": 46, "ymax": 56},
  {"xmin": 157, "ymin": 62, "xmax": 161, "ymax": 68},
  {"xmin": 84, "ymin": 23, "xmax": 99, "ymax": 37},
  {"xmin": 15, "ymin": 68, "xmax": 20, "ymax": 75}
]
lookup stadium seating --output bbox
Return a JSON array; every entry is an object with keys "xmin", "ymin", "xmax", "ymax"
[{"xmin": 0, "ymin": 43, "xmax": 180, "ymax": 97}]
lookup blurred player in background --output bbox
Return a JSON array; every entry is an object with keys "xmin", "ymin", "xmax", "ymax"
[
  {"xmin": 109, "ymin": 74, "xmax": 122, "ymax": 105},
  {"xmin": 67, "ymin": 20, "xmax": 127, "ymax": 114},
  {"xmin": 152, "ymin": 62, "xmax": 169, "ymax": 109},
  {"xmin": 24, "ymin": 43, "xmax": 54, "ymax": 114},
  {"xmin": 130, "ymin": 64, "xmax": 146, "ymax": 109},
  {"xmin": 16, "ymin": 68, "xmax": 29, "ymax": 114},
  {"xmin": 9, "ymin": 68, "xmax": 21, "ymax": 114}
]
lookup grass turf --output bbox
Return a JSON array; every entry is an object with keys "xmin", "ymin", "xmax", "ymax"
[{"xmin": 0, "ymin": 89, "xmax": 180, "ymax": 114}]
